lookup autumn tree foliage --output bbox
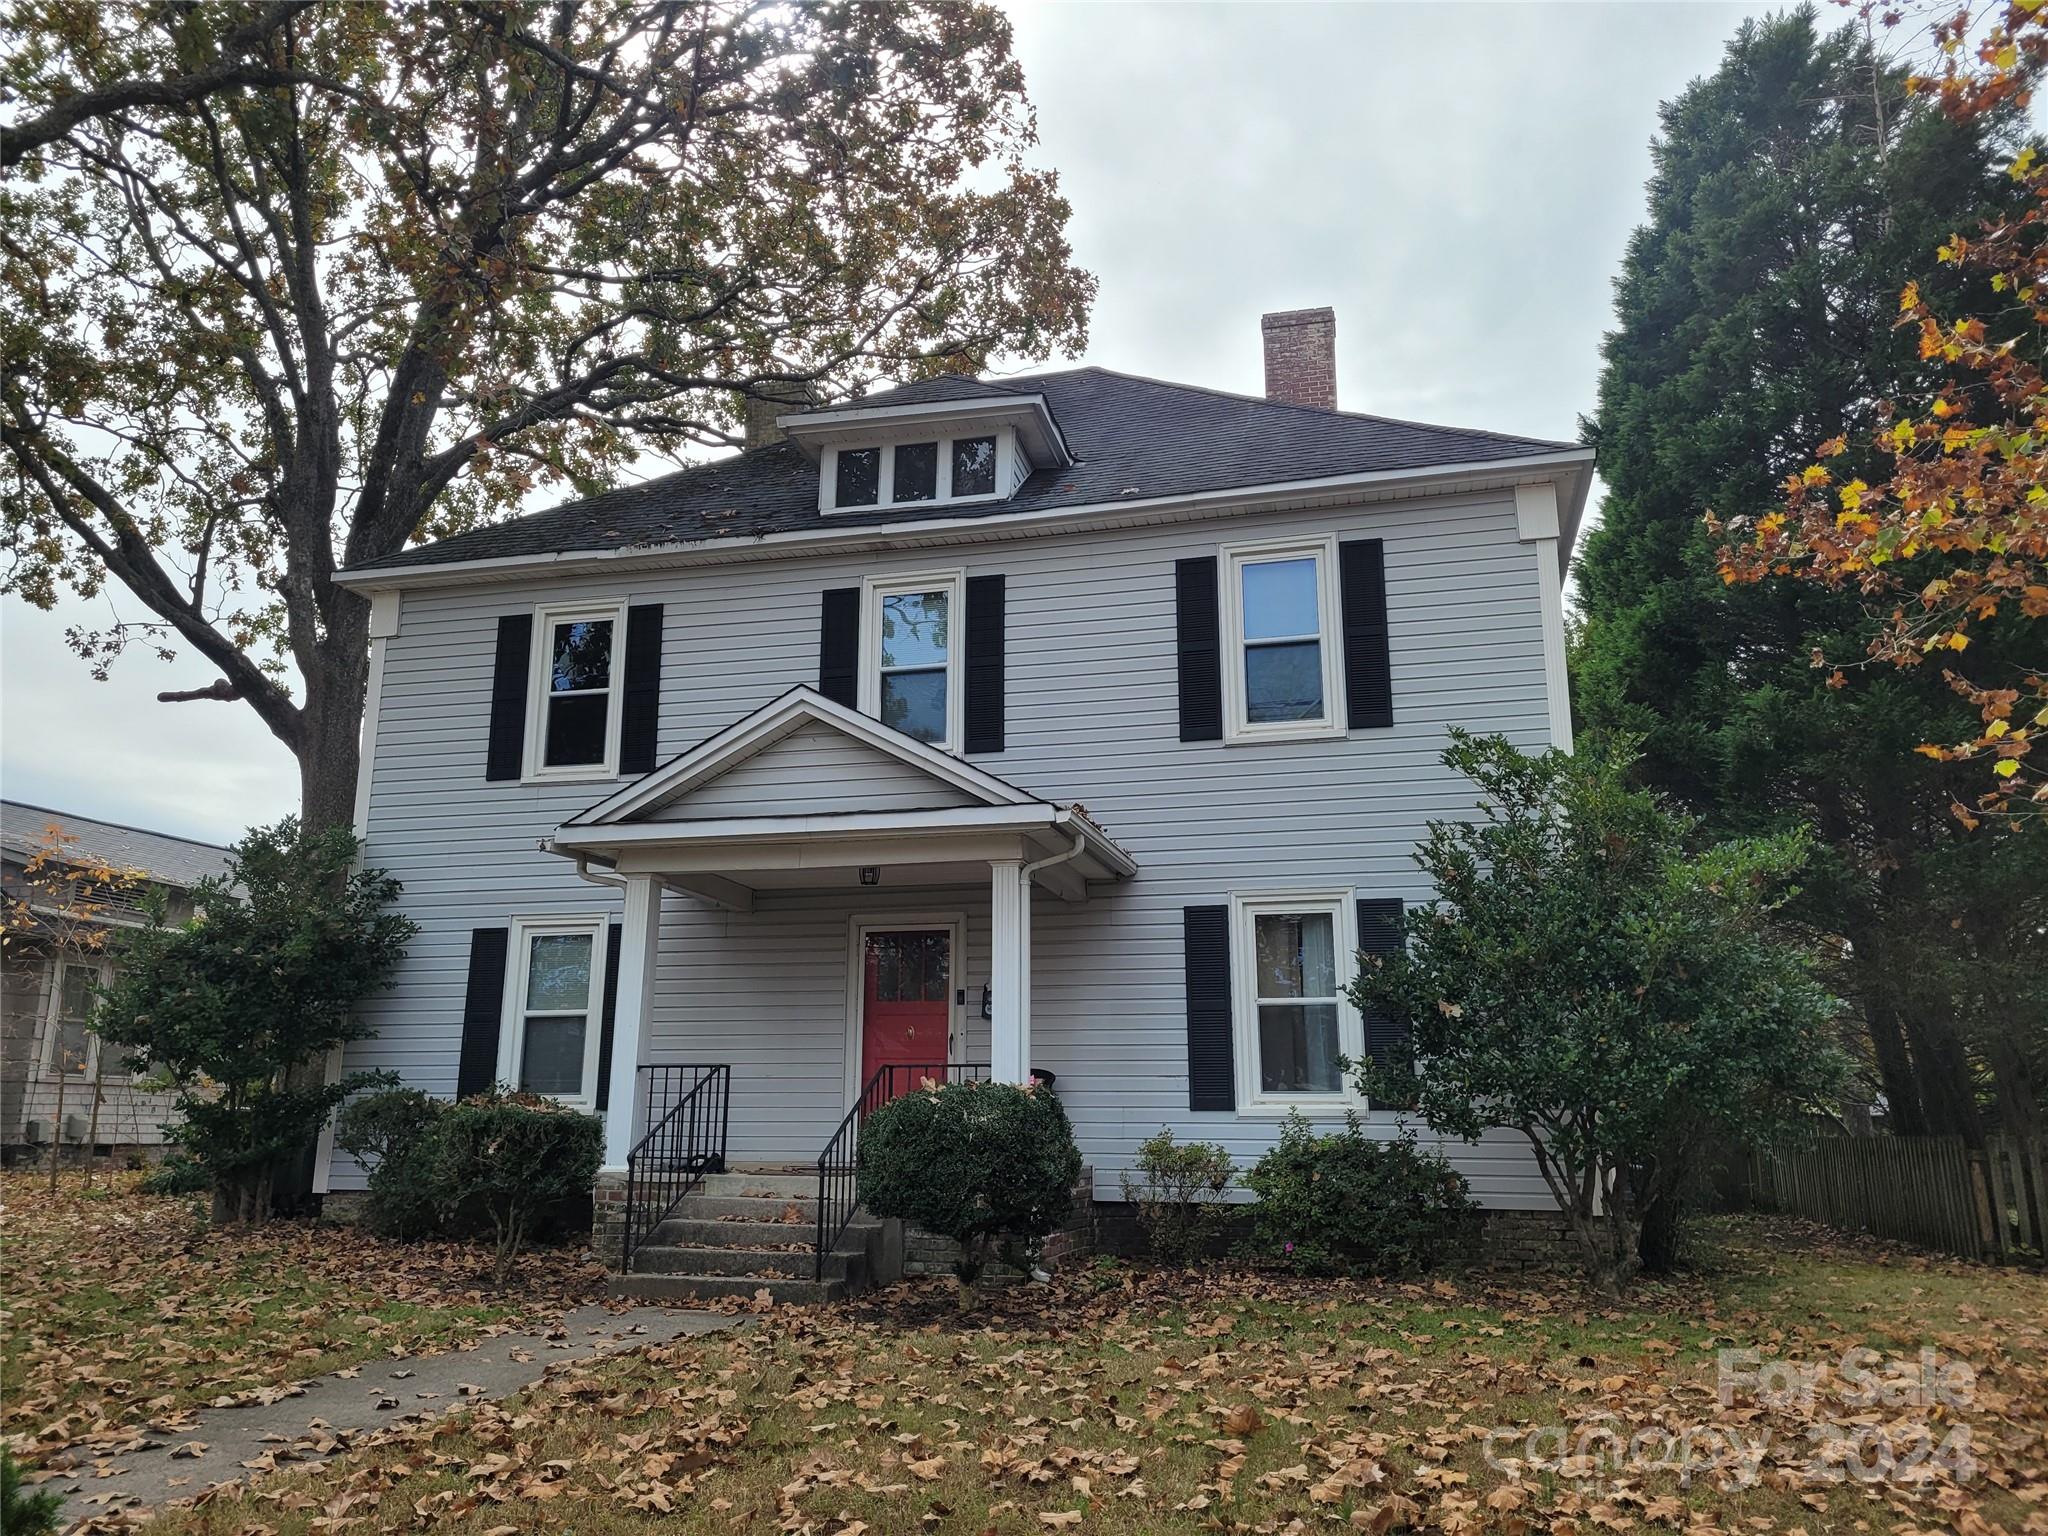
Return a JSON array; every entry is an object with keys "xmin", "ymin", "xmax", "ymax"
[
  {"xmin": 1717, "ymin": 2, "xmax": 2048, "ymax": 824},
  {"xmin": 1575, "ymin": 8, "xmax": 2041, "ymax": 1144},
  {"xmin": 1350, "ymin": 733, "xmax": 1845, "ymax": 1295},
  {"xmin": 0, "ymin": 1, "xmax": 1094, "ymax": 831}
]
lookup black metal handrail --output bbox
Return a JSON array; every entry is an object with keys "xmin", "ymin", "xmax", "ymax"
[
  {"xmin": 814, "ymin": 1062, "xmax": 990, "ymax": 1280},
  {"xmin": 621, "ymin": 1064, "xmax": 731, "ymax": 1273}
]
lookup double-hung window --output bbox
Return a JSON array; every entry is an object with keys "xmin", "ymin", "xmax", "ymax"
[
  {"xmin": 858, "ymin": 570, "xmax": 964, "ymax": 751},
  {"xmin": 1230, "ymin": 891, "xmax": 1364, "ymax": 1111},
  {"xmin": 43, "ymin": 959, "xmax": 104, "ymax": 1077},
  {"xmin": 1220, "ymin": 535, "xmax": 1345, "ymax": 742},
  {"xmin": 501, "ymin": 917, "xmax": 607, "ymax": 1107},
  {"xmin": 527, "ymin": 602, "xmax": 625, "ymax": 779}
]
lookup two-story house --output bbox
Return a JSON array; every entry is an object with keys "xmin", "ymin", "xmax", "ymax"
[{"xmin": 325, "ymin": 308, "xmax": 1593, "ymax": 1298}]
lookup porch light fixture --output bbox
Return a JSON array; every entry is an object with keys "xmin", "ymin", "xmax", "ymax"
[{"xmin": 859, "ymin": 866, "xmax": 880, "ymax": 886}]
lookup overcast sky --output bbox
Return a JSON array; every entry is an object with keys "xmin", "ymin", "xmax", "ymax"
[{"xmin": 0, "ymin": 1, "xmax": 1775, "ymax": 846}]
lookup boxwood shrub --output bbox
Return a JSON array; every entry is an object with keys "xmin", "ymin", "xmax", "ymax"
[
  {"xmin": 1242, "ymin": 1111, "xmax": 1472, "ymax": 1275},
  {"xmin": 335, "ymin": 1086, "xmax": 602, "ymax": 1281},
  {"xmin": 858, "ymin": 1079, "xmax": 1081, "ymax": 1297}
]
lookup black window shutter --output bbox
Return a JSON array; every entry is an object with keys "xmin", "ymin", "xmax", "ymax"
[
  {"xmin": 594, "ymin": 921, "xmax": 623, "ymax": 1111},
  {"xmin": 485, "ymin": 614, "xmax": 533, "ymax": 781},
  {"xmin": 619, "ymin": 605, "xmax": 663, "ymax": 774},
  {"xmin": 964, "ymin": 574, "xmax": 1006, "ymax": 754},
  {"xmin": 1356, "ymin": 896, "xmax": 1410, "ymax": 1087},
  {"xmin": 1184, "ymin": 904, "xmax": 1234, "ymax": 1111},
  {"xmin": 456, "ymin": 926, "xmax": 510, "ymax": 1099},
  {"xmin": 818, "ymin": 587, "xmax": 861, "ymax": 707},
  {"xmin": 1339, "ymin": 539, "xmax": 1394, "ymax": 729},
  {"xmin": 1176, "ymin": 557, "xmax": 1222, "ymax": 742}
]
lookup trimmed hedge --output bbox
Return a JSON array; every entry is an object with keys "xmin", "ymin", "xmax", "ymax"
[{"xmin": 335, "ymin": 1087, "xmax": 602, "ymax": 1280}]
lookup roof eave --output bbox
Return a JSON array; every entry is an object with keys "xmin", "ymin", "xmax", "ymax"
[{"xmin": 334, "ymin": 447, "xmax": 1596, "ymax": 593}]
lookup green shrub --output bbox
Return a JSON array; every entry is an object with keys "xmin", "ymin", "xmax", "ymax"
[
  {"xmin": 429, "ymin": 1091, "xmax": 603, "ymax": 1283},
  {"xmin": 858, "ymin": 1080, "xmax": 1081, "ymax": 1298},
  {"xmin": 95, "ymin": 819, "xmax": 415, "ymax": 1222},
  {"xmin": 138, "ymin": 1152, "xmax": 210, "ymax": 1196},
  {"xmin": 1242, "ymin": 1111, "xmax": 1472, "ymax": 1276},
  {"xmin": 3, "ymin": 1447, "xmax": 62, "ymax": 1536},
  {"xmin": 1120, "ymin": 1129, "xmax": 1234, "ymax": 1266},
  {"xmin": 335, "ymin": 1087, "xmax": 448, "ymax": 1240}
]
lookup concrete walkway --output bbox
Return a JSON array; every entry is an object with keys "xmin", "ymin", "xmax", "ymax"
[{"xmin": 51, "ymin": 1304, "xmax": 739, "ymax": 1523}]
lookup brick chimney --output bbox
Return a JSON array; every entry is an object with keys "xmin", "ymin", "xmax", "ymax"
[
  {"xmin": 1260, "ymin": 307, "xmax": 1337, "ymax": 410},
  {"xmin": 743, "ymin": 379, "xmax": 821, "ymax": 448}
]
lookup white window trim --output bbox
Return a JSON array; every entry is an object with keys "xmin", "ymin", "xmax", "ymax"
[
  {"xmin": 41, "ymin": 956, "xmax": 110, "ymax": 1079},
  {"xmin": 498, "ymin": 914, "xmax": 610, "ymax": 1110},
  {"xmin": 820, "ymin": 428, "xmax": 1014, "ymax": 515},
  {"xmin": 524, "ymin": 600, "xmax": 627, "ymax": 783},
  {"xmin": 1219, "ymin": 533, "xmax": 1347, "ymax": 745},
  {"xmin": 1228, "ymin": 888, "xmax": 1366, "ymax": 1116},
  {"xmin": 841, "ymin": 913, "xmax": 967, "ymax": 1110},
  {"xmin": 857, "ymin": 568, "xmax": 967, "ymax": 755}
]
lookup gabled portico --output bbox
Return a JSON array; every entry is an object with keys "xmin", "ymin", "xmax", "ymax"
[{"xmin": 545, "ymin": 686, "xmax": 1137, "ymax": 1170}]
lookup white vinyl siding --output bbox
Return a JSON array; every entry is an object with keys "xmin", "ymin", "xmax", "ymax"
[
  {"xmin": 644, "ymin": 721, "xmax": 979, "ymax": 820},
  {"xmin": 341, "ymin": 490, "xmax": 1556, "ymax": 1205}
]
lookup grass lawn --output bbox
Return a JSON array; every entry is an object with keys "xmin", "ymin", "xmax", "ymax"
[
  {"xmin": 90, "ymin": 1214, "xmax": 2048, "ymax": 1536},
  {"xmin": 0, "ymin": 1170, "xmax": 604, "ymax": 1459}
]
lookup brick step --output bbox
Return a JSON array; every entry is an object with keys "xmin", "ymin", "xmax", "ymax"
[
  {"xmin": 632, "ymin": 1243, "xmax": 853, "ymax": 1280},
  {"xmin": 649, "ymin": 1215, "xmax": 878, "ymax": 1249},
  {"xmin": 608, "ymin": 1272, "xmax": 847, "ymax": 1306}
]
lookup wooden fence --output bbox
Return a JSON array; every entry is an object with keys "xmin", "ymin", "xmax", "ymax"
[{"xmin": 1745, "ymin": 1132, "xmax": 2047, "ymax": 1263}]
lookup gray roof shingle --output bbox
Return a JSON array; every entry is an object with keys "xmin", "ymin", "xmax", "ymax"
[
  {"xmin": 0, "ymin": 802, "xmax": 233, "ymax": 890},
  {"xmin": 349, "ymin": 365, "xmax": 1573, "ymax": 575}
]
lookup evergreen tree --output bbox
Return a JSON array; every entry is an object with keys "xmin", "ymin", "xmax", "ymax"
[{"xmin": 1576, "ymin": 8, "xmax": 2040, "ymax": 1143}]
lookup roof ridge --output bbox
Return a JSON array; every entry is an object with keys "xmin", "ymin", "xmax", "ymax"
[
  {"xmin": 1065, "ymin": 364, "xmax": 1576, "ymax": 451},
  {"xmin": 0, "ymin": 800, "xmax": 234, "ymax": 852},
  {"xmin": 843, "ymin": 372, "xmax": 1017, "ymax": 406}
]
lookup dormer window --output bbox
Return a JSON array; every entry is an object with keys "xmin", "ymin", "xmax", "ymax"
[
  {"xmin": 894, "ymin": 442, "xmax": 938, "ymax": 502},
  {"xmin": 784, "ymin": 393, "xmax": 1070, "ymax": 515},
  {"xmin": 951, "ymin": 436, "xmax": 997, "ymax": 496},
  {"xmin": 835, "ymin": 447, "xmax": 881, "ymax": 508},
  {"xmin": 822, "ymin": 431, "xmax": 1012, "ymax": 513}
]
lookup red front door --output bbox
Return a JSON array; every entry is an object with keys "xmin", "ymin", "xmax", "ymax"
[{"xmin": 861, "ymin": 929, "xmax": 952, "ymax": 1101}]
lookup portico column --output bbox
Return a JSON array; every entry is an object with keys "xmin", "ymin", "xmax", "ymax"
[
  {"xmin": 601, "ymin": 873, "xmax": 663, "ymax": 1170},
  {"xmin": 989, "ymin": 859, "xmax": 1032, "ymax": 1084}
]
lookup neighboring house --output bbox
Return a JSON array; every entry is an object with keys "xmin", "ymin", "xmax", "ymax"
[
  {"xmin": 326, "ymin": 307, "xmax": 1593, "ymax": 1294},
  {"xmin": 0, "ymin": 802, "xmax": 230, "ymax": 1158}
]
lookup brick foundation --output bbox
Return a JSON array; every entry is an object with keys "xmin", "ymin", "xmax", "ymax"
[
  {"xmin": 1451, "ymin": 1208, "xmax": 1583, "ymax": 1272},
  {"xmin": 1089, "ymin": 1199, "xmax": 1584, "ymax": 1274},
  {"xmin": 592, "ymin": 1168, "xmax": 628, "ymax": 1272},
  {"xmin": 901, "ymin": 1167, "xmax": 1096, "ymax": 1281}
]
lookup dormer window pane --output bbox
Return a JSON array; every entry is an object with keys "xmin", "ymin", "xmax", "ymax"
[
  {"xmin": 894, "ymin": 442, "xmax": 938, "ymax": 502},
  {"xmin": 952, "ymin": 435, "xmax": 997, "ymax": 496},
  {"xmin": 835, "ymin": 447, "xmax": 880, "ymax": 508}
]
